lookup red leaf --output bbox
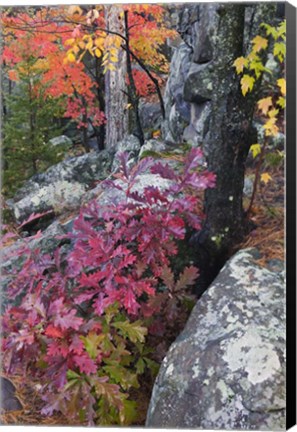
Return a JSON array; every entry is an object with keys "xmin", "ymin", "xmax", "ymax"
[
  {"xmin": 73, "ymin": 353, "xmax": 97, "ymax": 374},
  {"xmin": 44, "ymin": 324, "xmax": 64, "ymax": 339}
]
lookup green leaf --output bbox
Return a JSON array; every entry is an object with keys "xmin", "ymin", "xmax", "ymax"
[
  {"xmin": 67, "ymin": 369, "xmax": 82, "ymax": 380},
  {"xmin": 112, "ymin": 320, "xmax": 148, "ymax": 344},
  {"xmin": 103, "ymin": 364, "xmax": 139, "ymax": 390},
  {"xmin": 273, "ymin": 42, "xmax": 286, "ymax": 62},
  {"xmin": 120, "ymin": 399, "xmax": 138, "ymax": 425},
  {"xmin": 135, "ymin": 357, "xmax": 146, "ymax": 374},
  {"xmin": 80, "ymin": 332, "xmax": 103, "ymax": 359},
  {"xmin": 276, "ymin": 96, "xmax": 286, "ymax": 109},
  {"xmin": 261, "ymin": 22, "xmax": 279, "ymax": 40},
  {"xmin": 144, "ymin": 358, "xmax": 160, "ymax": 377}
]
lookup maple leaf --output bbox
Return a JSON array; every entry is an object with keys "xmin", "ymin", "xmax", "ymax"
[
  {"xmin": 277, "ymin": 78, "xmax": 286, "ymax": 95},
  {"xmin": 276, "ymin": 96, "xmax": 285, "ymax": 109},
  {"xmin": 273, "ymin": 42, "xmax": 286, "ymax": 62},
  {"xmin": 233, "ymin": 56, "xmax": 248, "ymax": 74},
  {"xmin": 257, "ymin": 96, "xmax": 273, "ymax": 115},
  {"xmin": 250, "ymin": 144, "xmax": 262, "ymax": 158},
  {"xmin": 263, "ymin": 117, "xmax": 279, "ymax": 137},
  {"xmin": 252, "ymin": 35, "xmax": 268, "ymax": 52},
  {"xmin": 240, "ymin": 75, "xmax": 255, "ymax": 96},
  {"xmin": 260, "ymin": 172, "xmax": 272, "ymax": 184}
]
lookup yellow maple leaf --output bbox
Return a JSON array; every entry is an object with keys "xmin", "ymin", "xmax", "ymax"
[
  {"xmin": 268, "ymin": 108, "xmax": 279, "ymax": 118},
  {"xmin": 233, "ymin": 56, "xmax": 248, "ymax": 74},
  {"xmin": 66, "ymin": 51, "xmax": 76, "ymax": 63},
  {"xmin": 276, "ymin": 96, "xmax": 286, "ymax": 109},
  {"xmin": 257, "ymin": 97, "xmax": 273, "ymax": 115},
  {"xmin": 64, "ymin": 38, "xmax": 75, "ymax": 46},
  {"xmin": 68, "ymin": 5, "xmax": 82, "ymax": 16},
  {"xmin": 241, "ymin": 75, "xmax": 255, "ymax": 96},
  {"xmin": 260, "ymin": 172, "xmax": 272, "ymax": 184},
  {"xmin": 252, "ymin": 35, "xmax": 268, "ymax": 53},
  {"xmin": 250, "ymin": 143, "xmax": 261, "ymax": 158},
  {"xmin": 277, "ymin": 78, "xmax": 286, "ymax": 95},
  {"xmin": 263, "ymin": 118, "xmax": 279, "ymax": 136}
]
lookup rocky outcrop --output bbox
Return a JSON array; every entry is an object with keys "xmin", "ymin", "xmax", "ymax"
[
  {"xmin": 146, "ymin": 248, "xmax": 285, "ymax": 430},
  {"xmin": 9, "ymin": 150, "xmax": 114, "ymax": 223}
]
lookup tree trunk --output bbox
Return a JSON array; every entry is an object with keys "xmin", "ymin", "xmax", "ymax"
[
  {"xmin": 188, "ymin": 3, "xmax": 277, "ymax": 295},
  {"xmin": 104, "ymin": 5, "xmax": 129, "ymax": 149}
]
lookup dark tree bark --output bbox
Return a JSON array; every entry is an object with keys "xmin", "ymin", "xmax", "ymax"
[
  {"xmin": 123, "ymin": 10, "xmax": 144, "ymax": 146},
  {"xmin": 188, "ymin": 3, "xmax": 277, "ymax": 295}
]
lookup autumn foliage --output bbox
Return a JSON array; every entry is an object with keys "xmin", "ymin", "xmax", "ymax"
[{"xmin": 2, "ymin": 149, "xmax": 216, "ymax": 425}]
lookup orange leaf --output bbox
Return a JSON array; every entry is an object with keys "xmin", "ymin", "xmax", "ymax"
[
  {"xmin": 260, "ymin": 172, "xmax": 272, "ymax": 184},
  {"xmin": 233, "ymin": 56, "xmax": 248, "ymax": 74},
  {"xmin": 257, "ymin": 97, "xmax": 273, "ymax": 115},
  {"xmin": 252, "ymin": 35, "xmax": 268, "ymax": 53}
]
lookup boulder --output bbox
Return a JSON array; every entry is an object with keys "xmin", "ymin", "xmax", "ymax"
[
  {"xmin": 11, "ymin": 151, "xmax": 113, "ymax": 222},
  {"xmin": 139, "ymin": 101, "xmax": 163, "ymax": 134},
  {"xmin": 84, "ymin": 172, "xmax": 173, "ymax": 210},
  {"xmin": 184, "ymin": 62, "xmax": 214, "ymax": 104},
  {"xmin": 0, "ymin": 377, "xmax": 23, "ymax": 412},
  {"xmin": 48, "ymin": 135, "xmax": 73, "ymax": 148},
  {"xmin": 111, "ymin": 135, "xmax": 141, "ymax": 172},
  {"xmin": 146, "ymin": 248, "xmax": 285, "ymax": 430}
]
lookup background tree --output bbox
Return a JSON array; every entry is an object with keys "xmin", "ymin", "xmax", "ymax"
[{"xmin": 187, "ymin": 3, "xmax": 279, "ymax": 294}]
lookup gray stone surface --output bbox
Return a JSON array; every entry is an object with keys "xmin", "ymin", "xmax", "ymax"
[
  {"xmin": 11, "ymin": 151, "xmax": 113, "ymax": 222},
  {"xmin": 139, "ymin": 101, "xmax": 163, "ymax": 133},
  {"xmin": 1, "ymin": 221, "xmax": 69, "ymax": 307},
  {"xmin": 146, "ymin": 248, "xmax": 285, "ymax": 430},
  {"xmin": 111, "ymin": 135, "xmax": 141, "ymax": 172},
  {"xmin": 0, "ymin": 377, "xmax": 23, "ymax": 412},
  {"xmin": 48, "ymin": 135, "xmax": 73, "ymax": 148}
]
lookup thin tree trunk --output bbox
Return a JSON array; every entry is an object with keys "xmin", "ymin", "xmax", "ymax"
[{"xmin": 104, "ymin": 5, "xmax": 128, "ymax": 149}]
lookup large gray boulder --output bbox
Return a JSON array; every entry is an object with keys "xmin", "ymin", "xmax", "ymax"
[
  {"xmin": 146, "ymin": 248, "xmax": 285, "ymax": 430},
  {"xmin": 10, "ymin": 150, "xmax": 113, "ymax": 222}
]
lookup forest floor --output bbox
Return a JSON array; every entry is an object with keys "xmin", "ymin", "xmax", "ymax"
[{"xmin": 0, "ymin": 161, "xmax": 285, "ymax": 427}]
